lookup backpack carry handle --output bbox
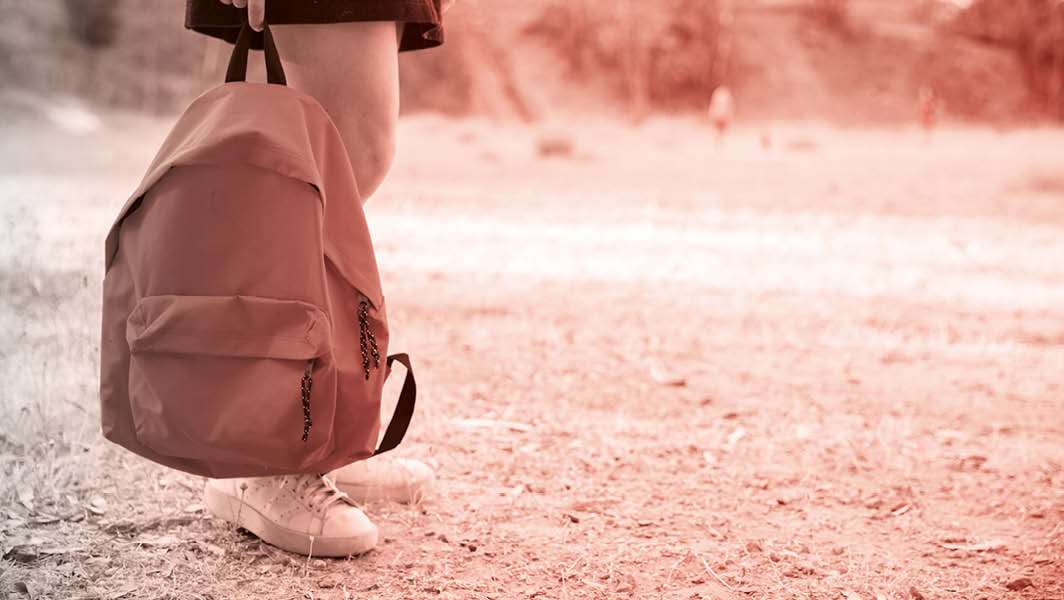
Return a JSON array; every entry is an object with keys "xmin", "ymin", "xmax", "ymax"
[{"xmin": 225, "ymin": 21, "xmax": 287, "ymax": 86}]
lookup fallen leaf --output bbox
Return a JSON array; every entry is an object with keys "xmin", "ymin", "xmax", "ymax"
[
  {"xmin": 724, "ymin": 427, "xmax": 746, "ymax": 450},
  {"xmin": 452, "ymin": 418, "xmax": 532, "ymax": 433},
  {"xmin": 85, "ymin": 498, "xmax": 107, "ymax": 516},
  {"xmin": 34, "ymin": 544, "xmax": 88, "ymax": 556},
  {"xmin": 3, "ymin": 517, "xmax": 27, "ymax": 531},
  {"xmin": 318, "ymin": 574, "xmax": 344, "ymax": 589},
  {"xmin": 6, "ymin": 547, "xmax": 38, "ymax": 563},
  {"xmin": 29, "ymin": 515, "xmax": 61, "ymax": 525},
  {"xmin": 16, "ymin": 484, "xmax": 34, "ymax": 511},
  {"xmin": 890, "ymin": 503, "xmax": 911, "ymax": 517},
  {"xmin": 937, "ymin": 539, "xmax": 1006, "ymax": 552},
  {"xmin": 106, "ymin": 587, "xmax": 138, "ymax": 600},
  {"xmin": 649, "ymin": 363, "xmax": 686, "ymax": 387},
  {"xmin": 952, "ymin": 455, "xmax": 988, "ymax": 471},
  {"xmin": 196, "ymin": 541, "xmax": 226, "ymax": 556},
  {"xmin": 137, "ymin": 535, "xmax": 181, "ymax": 547}
]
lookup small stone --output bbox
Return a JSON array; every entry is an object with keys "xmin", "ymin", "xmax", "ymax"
[
  {"xmin": 1006, "ymin": 578, "xmax": 1033, "ymax": 591},
  {"xmin": 318, "ymin": 574, "xmax": 344, "ymax": 589}
]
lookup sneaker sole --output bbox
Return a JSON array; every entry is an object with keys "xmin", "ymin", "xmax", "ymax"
[{"xmin": 204, "ymin": 481, "xmax": 378, "ymax": 557}]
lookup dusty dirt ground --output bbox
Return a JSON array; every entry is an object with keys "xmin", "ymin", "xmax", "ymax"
[{"xmin": 1, "ymin": 109, "xmax": 1063, "ymax": 599}]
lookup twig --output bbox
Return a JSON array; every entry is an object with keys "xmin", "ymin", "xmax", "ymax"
[
  {"xmin": 663, "ymin": 552, "xmax": 691, "ymax": 596},
  {"xmin": 695, "ymin": 551, "xmax": 734, "ymax": 591}
]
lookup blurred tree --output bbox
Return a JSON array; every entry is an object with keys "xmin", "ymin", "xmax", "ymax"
[
  {"xmin": 63, "ymin": 0, "xmax": 120, "ymax": 50},
  {"xmin": 524, "ymin": 0, "xmax": 725, "ymax": 118},
  {"xmin": 957, "ymin": 0, "xmax": 1064, "ymax": 119},
  {"xmin": 809, "ymin": 0, "xmax": 852, "ymax": 37}
]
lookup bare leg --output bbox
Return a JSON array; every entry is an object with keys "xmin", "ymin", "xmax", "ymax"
[{"xmin": 270, "ymin": 22, "xmax": 404, "ymax": 200}]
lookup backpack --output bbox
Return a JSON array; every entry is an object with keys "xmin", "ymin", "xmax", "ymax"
[{"xmin": 99, "ymin": 22, "xmax": 416, "ymax": 478}]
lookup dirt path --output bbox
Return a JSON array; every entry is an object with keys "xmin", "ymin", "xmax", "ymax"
[{"xmin": 1, "ymin": 114, "xmax": 1062, "ymax": 599}]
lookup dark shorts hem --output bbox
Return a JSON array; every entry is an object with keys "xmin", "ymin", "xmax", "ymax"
[{"xmin": 185, "ymin": 0, "xmax": 443, "ymax": 52}]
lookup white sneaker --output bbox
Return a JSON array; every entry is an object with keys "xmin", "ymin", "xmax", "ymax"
[
  {"xmin": 204, "ymin": 474, "xmax": 378, "ymax": 557},
  {"xmin": 328, "ymin": 457, "xmax": 435, "ymax": 504}
]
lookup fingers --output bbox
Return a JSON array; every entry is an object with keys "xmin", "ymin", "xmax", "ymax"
[
  {"xmin": 219, "ymin": 0, "xmax": 263, "ymax": 31},
  {"xmin": 248, "ymin": 0, "xmax": 266, "ymax": 31}
]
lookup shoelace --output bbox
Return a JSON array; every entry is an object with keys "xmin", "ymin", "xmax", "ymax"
[{"xmin": 293, "ymin": 474, "xmax": 351, "ymax": 514}]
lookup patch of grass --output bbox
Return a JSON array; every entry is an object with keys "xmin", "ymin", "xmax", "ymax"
[
  {"xmin": 1021, "ymin": 169, "xmax": 1064, "ymax": 195},
  {"xmin": 535, "ymin": 135, "xmax": 575, "ymax": 159}
]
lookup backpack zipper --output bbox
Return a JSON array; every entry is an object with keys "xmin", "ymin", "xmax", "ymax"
[
  {"xmin": 357, "ymin": 299, "xmax": 380, "ymax": 380},
  {"xmin": 300, "ymin": 358, "xmax": 314, "ymax": 442},
  {"xmin": 301, "ymin": 294, "xmax": 377, "ymax": 441}
]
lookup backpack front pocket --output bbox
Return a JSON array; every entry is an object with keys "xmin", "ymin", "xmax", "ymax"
[{"xmin": 125, "ymin": 294, "xmax": 336, "ymax": 471}]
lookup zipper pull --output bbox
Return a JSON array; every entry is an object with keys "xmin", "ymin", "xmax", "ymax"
[
  {"xmin": 357, "ymin": 300, "xmax": 380, "ymax": 380},
  {"xmin": 300, "ymin": 358, "xmax": 314, "ymax": 442}
]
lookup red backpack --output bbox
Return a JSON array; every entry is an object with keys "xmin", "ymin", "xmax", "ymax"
[{"xmin": 99, "ymin": 23, "xmax": 415, "ymax": 478}]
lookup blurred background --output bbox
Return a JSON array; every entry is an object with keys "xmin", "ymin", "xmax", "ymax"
[{"xmin": 1, "ymin": 0, "xmax": 1063, "ymax": 124}]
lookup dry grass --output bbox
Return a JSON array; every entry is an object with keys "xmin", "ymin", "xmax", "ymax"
[
  {"xmin": 1019, "ymin": 170, "xmax": 1064, "ymax": 197},
  {"xmin": 1, "ymin": 109, "xmax": 1063, "ymax": 599}
]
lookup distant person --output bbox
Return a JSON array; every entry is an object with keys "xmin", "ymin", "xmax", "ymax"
[
  {"xmin": 181, "ymin": 0, "xmax": 452, "ymax": 557},
  {"xmin": 708, "ymin": 85, "xmax": 734, "ymax": 142},
  {"xmin": 918, "ymin": 85, "xmax": 938, "ymax": 135}
]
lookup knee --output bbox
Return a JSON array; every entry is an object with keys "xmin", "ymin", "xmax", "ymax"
[
  {"xmin": 271, "ymin": 21, "xmax": 401, "ymax": 199},
  {"xmin": 340, "ymin": 117, "xmax": 397, "ymax": 200}
]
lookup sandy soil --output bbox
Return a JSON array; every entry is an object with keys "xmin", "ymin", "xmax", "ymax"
[{"xmin": 1, "ymin": 109, "xmax": 1062, "ymax": 599}]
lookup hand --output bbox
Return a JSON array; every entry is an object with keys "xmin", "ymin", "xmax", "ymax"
[{"xmin": 218, "ymin": 0, "xmax": 266, "ymax": 32}]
